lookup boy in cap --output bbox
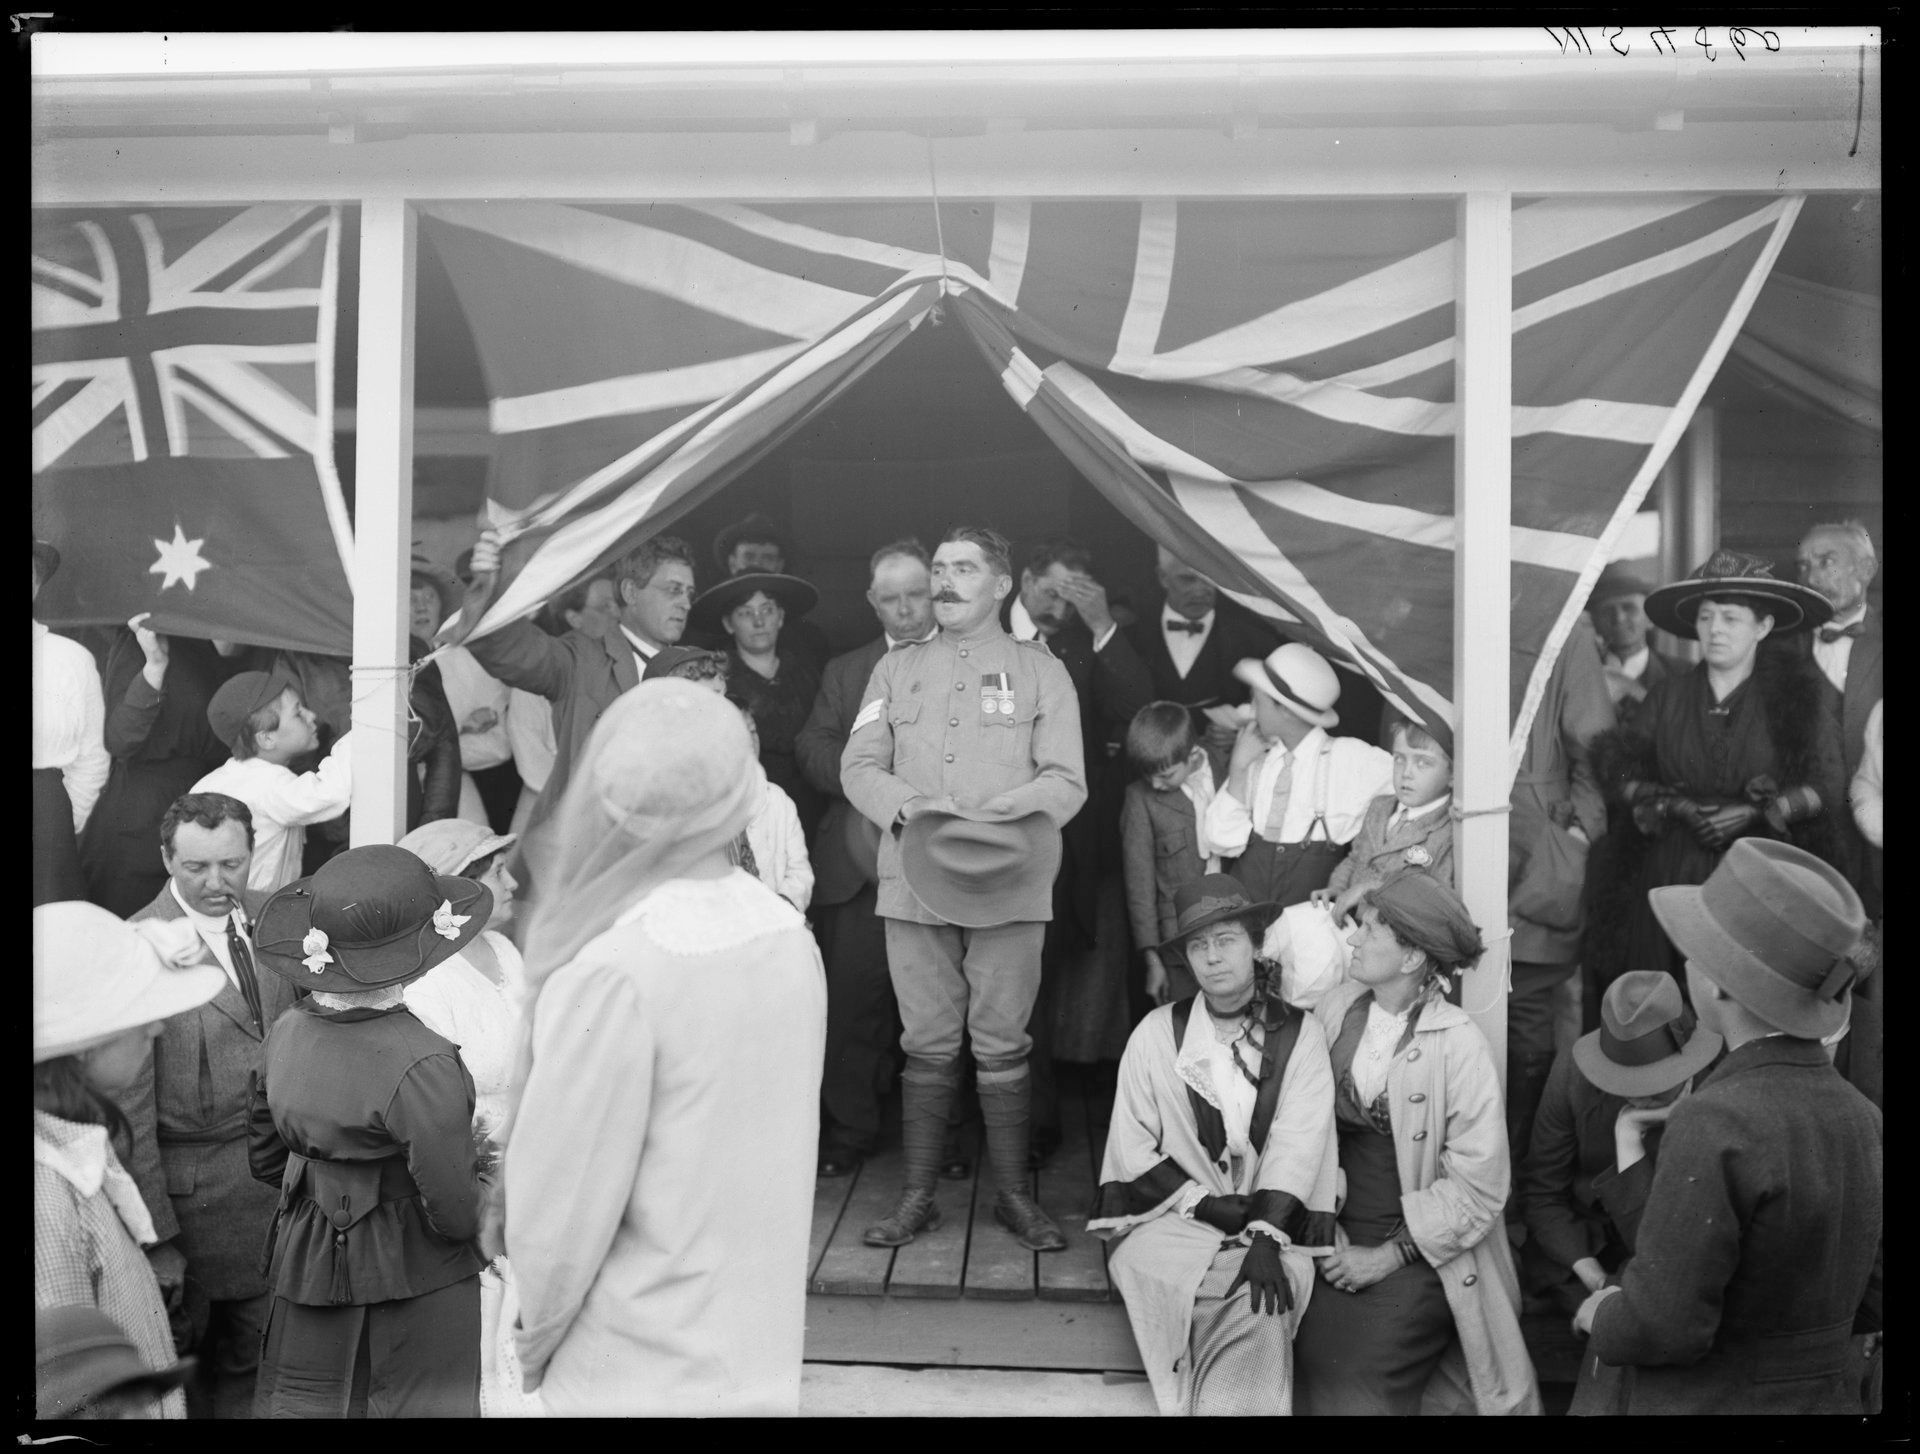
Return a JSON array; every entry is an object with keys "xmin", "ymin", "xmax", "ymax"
[
  {"xmin": 192, "ymin": 673, "xmax": 354, "ymax": 894},
  {"xmin": 1204, "ymin": 643, "xmax": 1393, "ymax": 908},
  {"xmin": 1574, "ymin": 839, "xmax": 1882, "ymax": 1414},
  {"xmin": 1313, "ymin": 716, "xmax": 1455, "ymax": 919}
]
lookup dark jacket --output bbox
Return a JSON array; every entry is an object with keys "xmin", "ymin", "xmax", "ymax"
[
  {"xmin": 795, "ymin": 634, "xmax": 890, "ymax": 908},
  {"xmin": 1117, "ymin": 743, "xmax": 1231, "ymax": 954},
  {"xmin": 1127, "ymin": 595, "xmax": 1280, "ymax": 719},
  {"xmin": 120, "ymin": 885, "xmax": 294, "ymax": 1302},
  {"xmin": 1791, "ymin": 604, "xmax": 1883, "ymax": 913},
  {"xmin": 249, "ymin": 1000, "xmax": 486, "ymax": 1307},
  {"xmin": 1586, "ymin": 1036, "xmax": 1882, "ymax": 1414}
]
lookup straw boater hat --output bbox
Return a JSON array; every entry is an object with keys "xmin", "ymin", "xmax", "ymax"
[
  {"xmin": 34, "ymin": 902, "xmax": 228, "ymax": 1063},
  {"xmin": 689, "ymin": 572, "xmax": 820, "ymax": 636},
  {"xmin": 252, "ymin": 844, "xmax": 490, "ymax": 994},
  {"xmin": 1232, "ymin": 643, "xmax": 1341, "ymax": 729},
  {"xmin": 1154, "ymin": 874, "xmax": 1281, "ymax": 965},
  {"xmin": 1643, "ymin": 548, "xmax": 1832, "ymax": 638},
  {"xmin": 37, "ymin": 1306, "xmax": 197, "ymax": 1419},
  {"xmin": 900, "ymin": 807, "xmax": 1062, "ymax": 929},
  {"xmin": 1650, "ymin": 838, "xmax": 1867, "ymax": 1041},
  {"xmin": 1587, "ymin": 561, "xmax": 1657, "ymax": 610},
  {"xmin": 397, "ymin": 817, "xmax": 516, "ymax": 877},
  {"xmin": 1572, "ymin": 970, "xmax": 1723, "ymax": 1099}
]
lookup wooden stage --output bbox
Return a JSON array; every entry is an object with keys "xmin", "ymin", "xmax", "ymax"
[{"xmin": 801, "ymin": 1064, "xmax": 1585, "ymax": 1389}]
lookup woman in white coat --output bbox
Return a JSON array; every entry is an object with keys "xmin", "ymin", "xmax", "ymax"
[
  {"xmin": 1295, "ymin": 869, "xmax": 1541, "ymax": 1416},
  {"xmin": 503, "ymin": 682, "xmax": 827, "ymax": 1417}
]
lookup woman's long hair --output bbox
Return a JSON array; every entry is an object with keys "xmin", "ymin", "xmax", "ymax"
[{"xmin": 33, "ymin": 1055, "xmax": 131, "ymax": 1145}]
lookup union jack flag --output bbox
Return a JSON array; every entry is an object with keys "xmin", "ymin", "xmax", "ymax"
[
  {"xmin": 423, "ymin": 194, "xmax": 1798, "ymax": 758},
  {"xmin": 32, "ymin": 206, "xmax": 353, "ymax": 654}
]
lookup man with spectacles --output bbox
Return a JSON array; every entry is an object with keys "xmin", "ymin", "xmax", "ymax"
[{"xmin": 461, "ymin": 530, "xmax": 698, "ymax": 864}]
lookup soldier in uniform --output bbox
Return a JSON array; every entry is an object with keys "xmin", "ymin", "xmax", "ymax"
[{"xmin": 842, "ymin": 525, "xmax": 1088, "ymax": 1252}]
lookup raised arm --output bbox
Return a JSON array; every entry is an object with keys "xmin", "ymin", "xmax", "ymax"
[{"xmin": 252, "ymin": 732, "xmax": 357, "ymax": 827}]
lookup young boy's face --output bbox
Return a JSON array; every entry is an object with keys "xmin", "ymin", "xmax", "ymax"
[
  {"xmin": 261, "ymin": 688, "xmax": 320, "ymax": 760},
  {"xmin": 1391, "ymin": 733, "xmax": 1451, "ymax": 809},
  {"xmin": 1148, "ymin": 746, "xmax": 1206, "ymax": 793},
  {"xmin": 1250, "ymin": 692, "xmax": 1298, "ymax": 740}
]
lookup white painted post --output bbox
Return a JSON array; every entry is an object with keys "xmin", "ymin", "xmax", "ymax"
[
  {"xmin": 1453, "ymin": 191, "xmax": 1513, "ymax": 1089},
  {"xmin": 349, "ymin": 199, "xmax": 417, "ymax": 846}
]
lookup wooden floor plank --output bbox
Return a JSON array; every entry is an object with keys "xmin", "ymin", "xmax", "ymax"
[
  {"xmin": 807, "ymin": 1165, "xmax": 856, "ymax": 1285},
  {"xmin": 962, "ymin": 1144, "xmax": 1036, "ymax": 1301},
  {"xmin": 1037, "ymin": 1073, "xmax": 1111, "ymax": 1303},
  {"xmin": 811, "ymin": 1147, "xmax": 905, "ymax": 1297},
  {"xmin": 887, "ymin": 1124, "xmax": 975, "ymax": 1300},
  {"xmin": 804, "ymin": 1293, "xmax": 1144, "ymax": 1373}
]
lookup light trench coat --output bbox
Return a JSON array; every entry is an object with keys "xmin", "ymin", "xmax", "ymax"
[{"xmin": 1313, "ymin": 979, "xmax": 1543, "ymax": 1416}]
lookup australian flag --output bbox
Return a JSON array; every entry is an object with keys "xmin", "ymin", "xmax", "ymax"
[{"xmin": 32, "ymin": 205, "xmax": 354, "ymax": 654}]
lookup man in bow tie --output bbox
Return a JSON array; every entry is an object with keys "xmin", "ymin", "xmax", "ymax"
[
  {"xmin": 1795, "ymin": 521, "xmax": 1882, "ymax": 914},
  {"xmin": 117, "ymin": 792, "xmax": 299, "ymax": 1418},
  {"xmin": 1129, "ymin": 546, "xmax": 1282, "ymax": 750}
]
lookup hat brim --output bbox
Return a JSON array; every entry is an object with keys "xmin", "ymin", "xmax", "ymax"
[
  {"xmin": 1156, "ymin": 898, "xmax": 1282, "ymax": 965},
  {"xmin": 39, "ymin": 1354, "xmax": 198, "ymax": 1419},
  {"xmin": 1642, "ymin": 578, "xmax": 1833, "ymax": 638},
  {"xmin": 1648, "ymin": 882, "xmax": 1849, "ymax": 1039},
  {"xmin": 35, "ymin": 960, "xmax": 230, "ymax": 1064},
  {"xmin": 253, "ymin": 874, "xmax": 493, "ymax": 992},
  {"xmin": 1571, "ymin": 1022, "xmax": 1723, "ymax": 1099},
  {"xmin": 1232, "ymin": 658, "xmax": 1339, "ymax": 729},
  {"xmin": 899, "ymin": 810, "xmax": 1062, "ymax": 929},
  {"xmin": 689, "ymin": 573, "xmax": 819, "ymax": 635}
]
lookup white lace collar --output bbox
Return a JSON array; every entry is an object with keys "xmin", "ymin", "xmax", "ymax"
[{"xmin": 611, "ymin": 870, "xmax": 804, "ymax": 955}]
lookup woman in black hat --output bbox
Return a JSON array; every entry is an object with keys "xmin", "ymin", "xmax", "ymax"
[
  {"xmin": 1588, "ymin": 549, "xmax": 1845, "ymax": 999},
  {"xmin": 1295, "ymin": 870, "xmax": 1540, "ymax": 1415},
  {"xmin": 689, "ymin": 572, "xmax": 825, "ymax": 838},
  {"xmin": 1090, "ymin": 874, "xmax": 1337, "ymax": 1415},
  {"xmin": 246, "ymin": 845, "xmax": 494, "ymax": 1418}
]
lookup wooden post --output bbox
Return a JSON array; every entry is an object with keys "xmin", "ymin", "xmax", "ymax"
[
  {"xmin": 1453, "ymin": 191, "xmax": 1512, "ymax": 1089},
  {"xmin": 348, "ymin": 199, "xmax": 417, "ymax": 846}
]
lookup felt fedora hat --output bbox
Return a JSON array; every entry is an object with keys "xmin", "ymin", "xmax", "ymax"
[
  {"xmin": 899, "ymin": 807, "xmax": 1062, "ymax": 929},
  {"xmin": 33, "ymin": 539, "xmax": 61, "ymax": 586},
  {"xmin": 1644, "ymin": 548, "xmax": 1832, "ymax": 638},
  {"xmin": 1588, "ymin": 561, "xmax": 1656, "ymax": 610},
  {"xmin": 34, "ymin": 902, "xmax": 229, "ymax": 1063},
  {"xmin": 1154, "ymin": 873, "xmax": 1280, "ymax": 963},
  {"xmin": 1572, "ymin": 970, "xmax": 1723, "ymax": 1099},
  {"xmin": 253, "ymin": 844, "xmax": 490, "ymax": 993},
  {"xmin": 37, "ymin": 1305, "xmax": 196, "ymax": 1419},
  {"xmin": 1650, "ymin": 838, "xmax": 1867, "ymax": 1040},
  {"xmin": 689, "ymin": 572, "xmax": 820, "ymax": 636},
  {"xmin": 1233, "ymin": 643, "xmax": 1341, "ymax": 729}
]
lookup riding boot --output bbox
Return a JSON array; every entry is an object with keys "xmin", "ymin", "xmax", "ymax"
[
  {"xmin": 976, "ymin": 1059, "xmax": 1067, "ymax": 1252},
  {"xmin": 862, "ymin": 1054, "xmax": 954, "ymax": 1247}
]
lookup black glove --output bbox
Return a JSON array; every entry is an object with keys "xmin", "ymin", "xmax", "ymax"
[
  {"xmin": 1194, "ymin": 1193, "xmax": 1251, "ymax": 1235},
  {"xmin": 1629, "ymin": 794, "xmax": 1673, "ymax": 837},
  {"xmin": 1226, "ymin": 1232, "xmax": 1292, "ymax": 1317},
  {"xmin": 1665, "ymin": 797, "xmax": 1718, "ymax": 848},
  {"xmin": 1696, "ymin": 801, "xmax": 1762, "ymax": 851}
]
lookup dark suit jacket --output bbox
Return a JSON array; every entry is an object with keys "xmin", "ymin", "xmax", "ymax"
[
  {"xmin": 795, "ymin": 634, "xmax": 890, "ymax": 908},
  {"xmin": 463, "ymin": 620, "xmax": 647, "ymax": 842},
  {"xmin": 1127, "ymin": 595, "xmax": 1281, "ymax": 718},
  {"xmin": 120, "ymin": 884, "xmax": 296, "ymax": 1301},
  {"xmin": 1786, "ymin": 605, "xmax": 1882, "ymax": 908},
  {"xmin": 1587, "ymin": 1036, "xmax": 1882, "ymax": 1414}
]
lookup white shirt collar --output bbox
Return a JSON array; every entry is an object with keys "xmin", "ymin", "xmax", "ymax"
[
  {"xmin": 1009, "ymin": 596, "xmax": 1042, "ymax": 642},
  {"xmin": 1392, "ymin": 792, "xmax": 1451, "ymax": 826},
  {"xmin": 618, "ymin": 624, "xmax": 660, "ymax": 661},
  {"xmin": 170, "ymin": 878, "xmax": 244, "ymax": 936},
  {"xmin": 1827, "ymin": 604, "xmax": 1867, "ymax": 630},
  {"xmin": 887, "ymin": 628, "xmax": 938, "ymax": 651},
  {"xmin": 1602, "ymin": 644, "xmax": 1651, "ymax": 677}
]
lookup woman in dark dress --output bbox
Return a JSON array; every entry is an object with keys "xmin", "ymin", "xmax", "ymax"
[
  {"xmin": 690, "ymin": 572, "xmax": 825, "ymax": 839},
  {"xmin": 80, "ymin": 618, "xmax": 237, "ymax": 916},
  {"xmin": 1588, "ymin": 551, "xmax": 1842, "ymax": 997},
  {"xmin": 1295, "ymin": 870, "xmax": 1540, "ymax": 1416}
]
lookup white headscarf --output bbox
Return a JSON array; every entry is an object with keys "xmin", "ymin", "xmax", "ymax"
[{"xmin": 505, "ymin": 681, "xmax": 765, "ymax": 1126}]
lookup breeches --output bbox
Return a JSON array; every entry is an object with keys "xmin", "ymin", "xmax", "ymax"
[
  {"xmin": 254, "ymin": 1276, "xmax": 480, "ymax": 1419},
  {"xmin": 884, "ymin": 918, "xmax": 1045, "ymax": 1064}
]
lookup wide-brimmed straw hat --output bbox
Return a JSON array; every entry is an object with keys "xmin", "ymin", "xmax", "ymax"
[
  {"xmin": 37, "ymin": 1306, "xmax": 197, "ymax": 1419},
  {"xmin": 900, "ymin": 807, "xmax": 1062, "ymax": 929},
  {"xmin": 1232, "ymin": 643, "xmax": 1340, "ymax": 729},
  {"xmin": 253, "ymin": 845, "xmax": 490, "ymax": 993},
  {"xmin": 397, "ymin": 818, "xmax": 516, "ymax": 878},
  {"xmin": 1643, "ymin": 548, "xmax": 1832, "ymax": 638},
  {"xmin": 1155, "ymin": 873, "xmax": 1281, "ymax": 964},
  {"xmin": 1572, "ymin": 970, "xmax": 1723, "ymax": 1099},
  {"xmin": 1650, "ymin": 838, "xmax": 1867, "ymax": 1040},
  {"xmin": 34, "ymin": 903, "xmax": 229, "ymax": 1063},
  {"xmin": 689, "ymin": 572, "xmax": 819, "ymax": 636}
]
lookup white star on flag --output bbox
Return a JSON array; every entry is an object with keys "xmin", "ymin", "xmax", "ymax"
[{"xmin": 149, "ymin": 522, "xmax": 211, "ymax": 591}]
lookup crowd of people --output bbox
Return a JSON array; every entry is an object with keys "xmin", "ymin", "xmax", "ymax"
[{"xmin": 31, "ymin": 509, "xmax": 1883, "ymax": 1418}]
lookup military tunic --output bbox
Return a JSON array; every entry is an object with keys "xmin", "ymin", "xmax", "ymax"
[{"xmin": 841, "ymin": 622, "xmax": 1087, "ymax": 926}]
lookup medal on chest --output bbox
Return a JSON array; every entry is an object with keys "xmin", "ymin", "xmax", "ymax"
[{"xmin": 979, "ymin": 672, "xmax": 1014, "ymax": 717}]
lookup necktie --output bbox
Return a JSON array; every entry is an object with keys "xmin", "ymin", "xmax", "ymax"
[
  {"xmin": 733, "ymin": 830, "xmax": 761, "ymax": 880},
  {"xmin": 1260, "ymin": 750, "xmax": 1294, "ymax": 839},
  {"xmin": 1819, "ymin": 622, "xmax": 1863, "ymax": 644},
  {"xmin": 1166, "ymin": 619, "xmax": 1206, "ymax": 635},
  {"xmin": 227, "ymin": 918, "xmax": 264, "ymax": 1034}
]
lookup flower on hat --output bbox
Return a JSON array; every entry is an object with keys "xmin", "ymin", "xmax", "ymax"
[
  {"xmin": 301, "ymin": 927, "xmax": 331, "ymax": 975},
  {"xmin": 1404, "ymin": 845, "xmax": 1432, "ymax": 867},
  {"xmin": 431, "ymin": 900, "xmax": 470, "ymax": 941},
  {"xmin": 128, "ymin": 917, "xmax": 206, "ymax": 971}
]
